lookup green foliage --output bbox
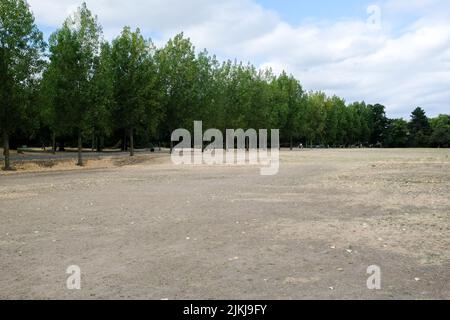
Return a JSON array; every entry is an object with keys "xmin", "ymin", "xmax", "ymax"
[
  {"xmin": 87, "ymin": 42, "xmax": 114, "ymax": 140},
  {"xmin": 305, "ymin": 92, "xmax": 327, "ymax": 145},
  {"xmin": 44, "ymin": 2, "xmax": 102, "ymax": 136},
  {"xmin": 408, "ymin": 107, "xmax": 431, "ymax": 147},
  {"xmin": 111, "ymin": 27, "xmax": 160, "ymax": 134},
  {"xmin": 430, "ymin": 115, "xmax": 450, "ymax": 147},
  {"xmin": 155, "ymin": 33, "xmax": 197, "ymax": 136},
  {"xmin": 41, "ymin": 2, "xmax": 103, "ymax": 164},
  {"xmin": 274, "ymin": 72, "xmax": 306, "ymax": 147},
  {"xmin": 367, "ymin": 104, "xmax": 388, "ymax": 145},
  {"xmin": 0, "ymin": 0, "xmax": 45, "ymax": 169},
  {"xmin": 385, "ymin": 119, "xmax": 409, "ymax": 147},
  {"xmin": 0, "ymin": 0, "xmax": 45, "ymax": 134}
]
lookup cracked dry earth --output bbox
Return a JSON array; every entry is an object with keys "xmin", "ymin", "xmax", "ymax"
[{"xmin": 0, "ymin": 149, "xmax": 449, "ymax": 299}]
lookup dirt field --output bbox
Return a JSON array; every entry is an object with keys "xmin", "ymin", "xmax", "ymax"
[{"xmin": 0, "ymin": 149, "xmax": 449, "ymax": 299}]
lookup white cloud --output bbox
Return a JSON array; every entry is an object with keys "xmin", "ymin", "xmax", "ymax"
[{"xmin": 27, "ymin": 0, "xmax": 450, "ymax": 118}]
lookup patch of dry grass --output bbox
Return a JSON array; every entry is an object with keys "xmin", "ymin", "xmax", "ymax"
[
  {"xmin": 0, "ymin": 158, "xmax": 114, "ymax": 175},
  {"xmin": 0, "ymin": 153, "xmax": 170, "ymax": 175}
]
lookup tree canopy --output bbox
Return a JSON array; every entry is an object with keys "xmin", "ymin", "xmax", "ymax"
[{"xmin": 0, "ymin": 0, "xmax": 45, "ymax": 169}]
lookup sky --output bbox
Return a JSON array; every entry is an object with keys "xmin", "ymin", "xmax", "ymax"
[{"xmin": 27, "ymin": 0, "xmax": 450, "ymax": 118}]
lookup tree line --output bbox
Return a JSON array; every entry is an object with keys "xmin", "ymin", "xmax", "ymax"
[{"xmin": 1, "ymin": 1, "xmax": 449, "ymax": 170}]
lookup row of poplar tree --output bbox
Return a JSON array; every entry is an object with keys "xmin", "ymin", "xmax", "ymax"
[{"xmin": 1, "ymin": 1, "xmax": 450, "ymax": 169}]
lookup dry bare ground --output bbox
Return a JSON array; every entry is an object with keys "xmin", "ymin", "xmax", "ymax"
[{"xmin": 0, "ymin": 149, "xmax": 449, "ymax": 299}]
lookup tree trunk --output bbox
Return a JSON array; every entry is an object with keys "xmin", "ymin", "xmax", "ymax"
[
  {"xmin": 3, "ymin": 131, "xmax": 11, "ymax": 170},
  {"xmin": 92, "ymin": 133, "xmax": 96, "ymax": 152},
  {"xmin": 129, "ymin": 128, "xmax": 134, "ymax": 157},
  {"xmin": 52, "ymin": 132, "xmax": 56, "ymax": 154},
  {"xmin": 170, "ymin": 139, "xmax": 174, "ymax": 153},
  {"xmin": 77, "ymin": 131, "xmax": 83, "ymax": 166},
  {"xmin": 97, "ymin": 136, "xmax": 103, "ymax": 152},
  {"xmin": 290, "ymin": 135, "xmax": 293, "ymax": 151},
  {"xmin": 122, "ymin": 130, "xmax": 127, "ymax": 151}
]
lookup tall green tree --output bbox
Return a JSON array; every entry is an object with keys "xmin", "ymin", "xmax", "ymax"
[
  {"xmin": 87, "ymin": 41, "xmax": 114, "ymax": 151},
  {"xmin": 248, "ymin": 68, "xmax": 276, "ymax": 131},
  {"xmin": 274, "ymin": 72, "xmax": 305, "ymax": 149},
  {"xmin": 155, "ymin": 33, "xmax": 197, "ymax": 150},
  {"xmin": 368, "ymin": 104, "xmax": 388, "ymax": 146},
  {"xmin": 111, "ymin": 27, "xmax": 160, "ymax": 156},
  {"xmin": 192, "ymin": 50, "xmax": 216, "ymax": 130},
  {"xmin": 43, "ymin": 26, "xmax": 80, "ymax": 153},
  {"xmin": 324, "ymin": 97, "xmax": 339, "ymax": 146},
  {"xmin": 350, "ymin": 101, "xmax": 371, "ymax": 145},
  {"xmin": 0, "ymin": 0, "xmax": 45, "ymax": 170},
  {"xmin": 331, "ymin": 96, "xmax": 348, "ymax": 146},
  {"xmin": 408, "ymin": 107, "xmax": 431, "ymax": 147},
  {"xmin": 45, "ymin": 3, "xmax": 102, "ymax": 165},
  {"xmin": 305, "ymin": 92, "xmax": 327, "ymax": 146}
]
